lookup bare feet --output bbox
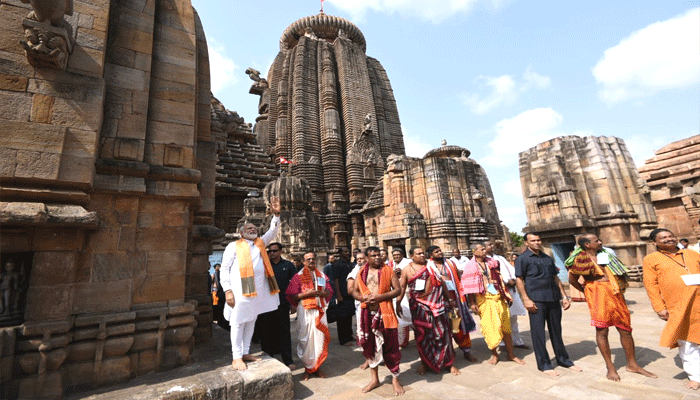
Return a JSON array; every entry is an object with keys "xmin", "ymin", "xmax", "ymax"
[
  {"xmin": 314, "ymin": 368, "xmax": 326, "ymax": 378},
  {"xmin": 231, "ymin": 358, "xmax": 247, "ymax": 370},
  {"xmin": 568, "ymin": 365, "xmax": 583, "ymax": 372},
  {"xmin": 286, "ymin": 363, "xmax": 297, "ymax": 371},
  {"xmin": 392, "ymin": 377, "xmax": 405, "ymax": 396},
  {"xmin": 416, "ymin": 363, "xmax": 427, "ymax": 375},
  {"xmin": 626, "ymin": 365, "xmax": 657, "ymax": 378},
  {"xmin": 362, "ymin": 378, "xmax": 380, "ymax": 393},
  {"xmin": 509, "ymin": 356, "xmax": 526, "ymax": 365},
  {"xmin": 606, "ymin": 368, "xmax": 621, "ymax": 382},
  {"xmin": 360, "ymin": 360, "xmax": 369, "ymax": 370},
  {"xmin": 302, "ymin": 372, "xmax": 311, "ymax": 381},
  {"xmin": 449, "ymin": 365, "xmax": 461, "ymax": 375},
  {"xmin": 488, "ymin": 354, "xmax": 499, "ymax": 365},
  {"xmin": 686, "ymin": 380, "xmax": 700, "ymax": 390},
  {"xmin": 463, "ymin": 351, "xmax": 478, "ymax": 363},
  {"xmin": 543, "ymin": 369, "xmax": 559, "ymax": 377},
  {"xmin": 242, "ymin": 354, "xmax": 261, "ymax": 362}
]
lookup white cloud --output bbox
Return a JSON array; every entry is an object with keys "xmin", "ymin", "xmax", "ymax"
[
  {"xmin": 403, "ymin": 133, "xmax": 431, "ymax": 158},
  {"xmin": 480, "ymin": 107, "xmax": 565, "ymax": 168},
  {"xmin": 463, "ymin": 67, "xmax": 551, "ymax": 114},
  {"xmin": 207, "ymin": 38, "xmax": 238, "ymax": 96},
  {"xmin": 326, "ymin": 0, "xmax": 493, "ymax": 23},
  {"xmin": 503, "ymin": 178, "xmax": 523, "ymax": 197},
  {"xmin": 592, "ymin": 7, "xmax": 700, "ymax": 105}
]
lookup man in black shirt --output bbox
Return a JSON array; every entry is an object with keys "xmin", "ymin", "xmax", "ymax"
[
  {"xmin": 515, "ymin": 233, "xmax": 582, "ymax": 376},
  {"xmin": 331, "ymin": 247, "xmax": 356, "ymax": 345},
  {"xmin": 256, "ymin": 242, "xmax": 298, "ymax": 369}
]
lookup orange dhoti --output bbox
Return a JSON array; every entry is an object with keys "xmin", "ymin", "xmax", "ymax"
[{"xmin": 584, "ymin": 280, "xmax": 631, "ymax": 331}]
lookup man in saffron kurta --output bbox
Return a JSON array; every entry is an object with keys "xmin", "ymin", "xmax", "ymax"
[
  {"xmin": 462, "ymin": 244, "xmax": 525, "ymax": 366},
  {"xmin": 397, "ymin": 247, "xmax": 460, "ymax": 376},
  {"xmin": 220, "ymin": 196, "xmax": 282, "ymax": 370},
  {"xmin": 643, "ymin": 229, "xmax": 700, "ymax": 390},
  {"xmin": 286, "ymin": 251, "xmax": 333, "ymax": 380},
  {"xmin": 568, "ymin": 234, "xmax": 656, "ymax": 381},
  {"xmin": 426, "ymin": 245, "xmax": 478, "ymax": 362},
  {"xmin": 352, "ymin": 246, "xmax": 405, "ymax": 396}
]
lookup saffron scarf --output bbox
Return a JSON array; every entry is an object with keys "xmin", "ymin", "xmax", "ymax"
[
  {"xmin": 299, "ymin": 266, "xmax": 327, "ymax": 309},
  {"xmin": 235, "ymin": 238, "xmax": 280, "ymax": 297},
  {"xmin": 356, "ymin": 264, "xmax": 399, "ymax": 329}
]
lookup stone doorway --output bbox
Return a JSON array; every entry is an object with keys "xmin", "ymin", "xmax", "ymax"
[{"xmin": 551, "ymin": 242, "xmax": 575, "ymax": 282}]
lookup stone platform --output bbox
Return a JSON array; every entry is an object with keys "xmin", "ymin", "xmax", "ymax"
[
  {"xmin": 70, "ymin": 288, "xmax": 699, "ymax": 399},
  {"xmin": 67, "ymin": 326, "xmax": 293, "ymax": 400}
]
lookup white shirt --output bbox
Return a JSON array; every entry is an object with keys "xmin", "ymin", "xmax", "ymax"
[
  {"xmin": 491, "ymin": 253, "xmax": 527, "ymax": 316},
  {"xmin": 449, "ymin": 256, "xmax": 469, "ymax": 273},
  {"xmin": 220, "ymin": 216, "xmax": 280, "ymax": 324}
]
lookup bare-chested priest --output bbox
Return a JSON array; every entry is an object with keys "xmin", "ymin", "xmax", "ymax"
[
  {"xmin": 397, "ymin": 247, "xmax": 460, "ymax": 376},
  {"xmin": 353, "ymin": 246, "xmax": 405, "ymax": 396}
]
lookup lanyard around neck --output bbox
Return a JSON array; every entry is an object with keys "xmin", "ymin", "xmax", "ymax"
[{"xmin": 660, "ymin": 251, "xmax": 687, "ymax": 272}]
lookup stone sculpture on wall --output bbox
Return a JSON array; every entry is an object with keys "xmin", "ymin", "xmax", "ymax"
[{"xmin": 19, "ymin": 0, "xmax": 75, "ymax": 69}]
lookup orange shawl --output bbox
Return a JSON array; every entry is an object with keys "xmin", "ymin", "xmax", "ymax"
[
  {"xmin": 299, "ymin": 266, "xmax": 327, "ymax": 309},
  {"xmin": 236, "ymin": 238, "xmax": 279, "ymax": 297},
  {"xmin": 356, "ymin": 264, "xmax": 398, "ymax": 329}
]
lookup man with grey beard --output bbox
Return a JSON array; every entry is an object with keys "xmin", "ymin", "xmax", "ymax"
[{"xmin": 220, "ymin": 196, "xmax": 282, "ymax": 370}]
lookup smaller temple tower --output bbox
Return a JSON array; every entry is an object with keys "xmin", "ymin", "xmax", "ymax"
[{"xmin": 519, "ymin": 136, "xmax": 657, "ymax": 280}]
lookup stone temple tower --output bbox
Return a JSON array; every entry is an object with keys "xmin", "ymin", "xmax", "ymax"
[{"xmin": 251, "ymin": 13, "xmax": 405, "ymax": 248}]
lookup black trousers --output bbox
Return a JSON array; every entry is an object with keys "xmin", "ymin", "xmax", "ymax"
[
  {"xmin": 336, "ymin": 313, "xmax": 354, "ymax": 345},
  {"xmin": 528, "ymin": 301, "xmax": 574, "ymax": 371},
  {"xmin": 257, "ymin": 305, "xmax": 293, "ymax": 365}
]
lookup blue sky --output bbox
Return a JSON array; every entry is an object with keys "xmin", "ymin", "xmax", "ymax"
[{"xmin": 191, "ymin": 0, "xmax": 700, "ymax": 233}]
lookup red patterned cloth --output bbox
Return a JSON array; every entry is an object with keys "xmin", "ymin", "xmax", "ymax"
[{"xmin": 407, "ymin": 265, "xmax": 455, "ymax": 372}]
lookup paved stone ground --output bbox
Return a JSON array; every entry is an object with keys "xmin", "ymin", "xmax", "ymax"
[{"xmin": 280, "ymin": 288, "xmax": 700, "ymax": 400}]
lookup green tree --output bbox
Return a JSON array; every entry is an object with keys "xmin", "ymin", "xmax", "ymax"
[{"xmin": 509, "ymin": 231, "xmax": 524, "ymax": 248}]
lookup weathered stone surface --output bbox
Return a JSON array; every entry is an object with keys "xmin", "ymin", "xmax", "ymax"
[
  {"xmin": 519, "ymin": 136, "xmax": 656, "ymax": 272},
  {"xmin": 72, "ymin": 280, "xmax": 132, "ymax": 314},
  {"xmin": 639, "ymin": 134, "xmax": 700, "ymax": 244}
]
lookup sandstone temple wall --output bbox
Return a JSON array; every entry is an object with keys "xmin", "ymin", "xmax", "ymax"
[
  {"xmin": 0, "ymin": 0, "xmax": 220, "ymax": 397},
  {"xmin": 639, "ymin": 135, "xmax": 700, "ymax": 244},
  {"xmin": 519, "ymin": 136, "xmax": 657, "ymax": 275}
]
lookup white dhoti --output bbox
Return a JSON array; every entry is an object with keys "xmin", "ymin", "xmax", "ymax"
[
  {"xmin": 679, "ymin": 340, "xmax": 700, "ymax": 383},
  {"xmin": 296, "ymin": 306, "xmax": 330, "ymax": 373}
]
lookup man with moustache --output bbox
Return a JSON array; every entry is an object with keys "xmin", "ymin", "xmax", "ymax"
[
  {"xmin": 515, "ymin": 232, "xmax": 582, "ymax": 376},
  {"xmin": 427, "ymin": 245, "xmax": 478, "ymax": 363},
  {"xmin": 643, "ymin": 228, "xmax": 700, "ymax": 390},
  {"xmin": 449, "ymin": 248, "xmax": 469, "ymax": 273},
  {"xmin": 353, "ymin": 247, "xmax": 405, "ymax": 395},
  {"xmin": 220, "ymin": 196, "xmax": 282, "ymax": 370},
  {"xmin": 286, "ymin": 251, "xmax": 334, "ymax": 380},
  {"xmin": 568, "ymin": 233, "xmax": 655, "ymax": 381},
  {"xmin": 396, "ymin": 247, "xmax": 461, "ymax": 376}
]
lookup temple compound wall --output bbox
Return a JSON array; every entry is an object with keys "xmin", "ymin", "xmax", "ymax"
[
  {"xmin": 360, "ymin": 145, "xmax": 504, "ymax": 255},
  {"xmin": 519, "ymin": 136, "xmax": 657, "ymax": 279},
  {"xmin": 0, "ymin": 0, "xmax": 221, "ymax": 397},
  {"xmin": 639, "ymin": 135, "xmax": 700, "ymax": 246}
]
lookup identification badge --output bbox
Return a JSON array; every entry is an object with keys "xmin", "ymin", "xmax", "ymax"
[
  {"xmin": 316, "ymin": 276, "xmax": 325, "ymax": 288},
  {"xmin": 415, "ymin": 279, "xmax": 426, "ymax": 291},
  {"xmin": 597, "ymin": 252, "xmax": 610, "ymax": 265},
  {"xmin": 445, "ymin": 280, "xmax": 456, "ymax": 291},
  {"xmin": 487, "ymin": 283, "xmax": 498, "ymax": 294}
]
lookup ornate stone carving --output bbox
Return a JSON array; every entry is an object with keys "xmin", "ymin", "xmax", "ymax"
[{"xmin": 19, "ymin": 0, "xmax": 75, "ymax": 70}]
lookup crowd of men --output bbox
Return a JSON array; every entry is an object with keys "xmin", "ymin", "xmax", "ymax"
[{"xmin": 212, "ymin": 198, "xmax": 699, "ymax": 394}]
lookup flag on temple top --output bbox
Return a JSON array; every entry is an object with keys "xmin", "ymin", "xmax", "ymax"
[
  {"xmin": 320, "ymin": 0, "xmax": 324, "ymax": 13},
  {"xmin": 279, "ymin": 156, "xmax": 294, "ymax": 164}
]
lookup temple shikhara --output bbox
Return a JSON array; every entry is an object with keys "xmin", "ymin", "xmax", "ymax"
[{"xmin": 0, "ymin": 1, "xmax": 696, "ymax": 399}]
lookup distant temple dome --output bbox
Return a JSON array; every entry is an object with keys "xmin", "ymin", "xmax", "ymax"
[
  {"xmin": 280, "ymin": 13, "xmax": 367, "ymax": 52},
  {"xmin": 424, "ymin": 145, "xmax": 471, "ymax": 159}
]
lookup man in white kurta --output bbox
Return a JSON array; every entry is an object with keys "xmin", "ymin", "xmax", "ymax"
[
  {"xmin": 220, "ymin": 197, "xmax": 281, "ymax": 370},
  {"xmin": 485, "ymin": 241, "xmax": 528, "ymax": 348},
  {"xmin": 449, "ymin": 248, "xmax": 470, "ymax": 273}
]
